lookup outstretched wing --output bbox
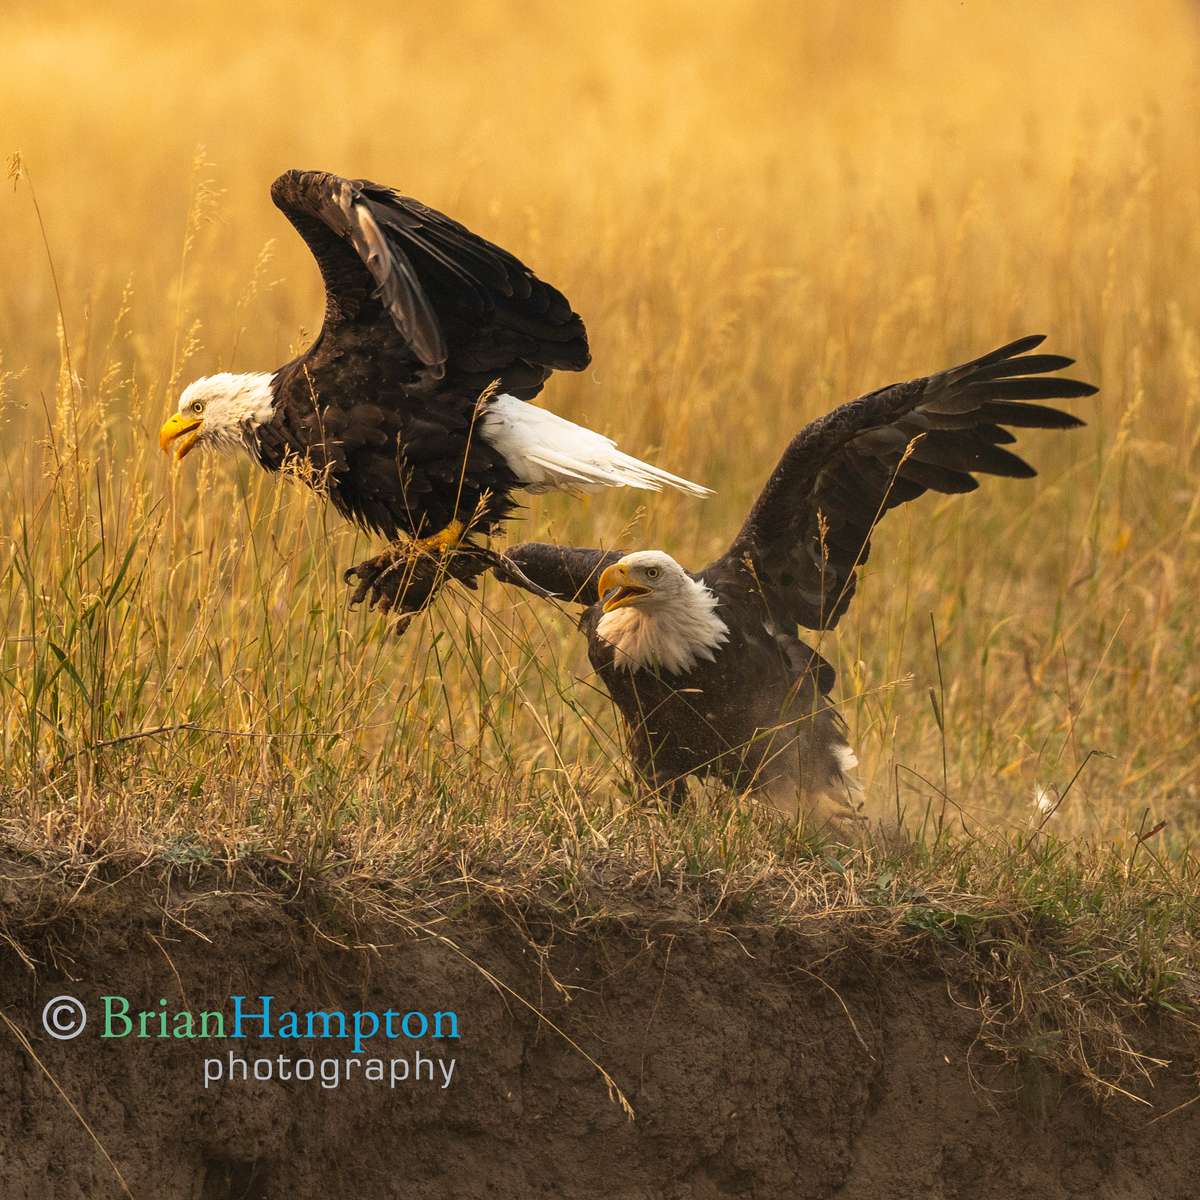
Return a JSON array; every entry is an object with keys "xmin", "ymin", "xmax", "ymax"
[
  {"xmin": 497, "ymin": 542, "xmax": 625, "ymax": 604},
  {"xmin": 270, "ymin": 169, "xmax": 590, "ymax": 400},
  {"xmin": 710, "ymin": 335, "xmax": 1095, "ymax": 630}
]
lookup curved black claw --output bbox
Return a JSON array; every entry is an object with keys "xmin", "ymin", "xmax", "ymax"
[{"xmin": 475, "ymin": 548, "xmax": 559, "ymax": 601}]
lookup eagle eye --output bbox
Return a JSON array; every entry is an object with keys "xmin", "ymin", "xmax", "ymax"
[
  {"xmin": 645, "ymin": 566, "xmax": 660, "ymax": 580},
  {"xmin": 191, "ymin": 400, "xmax": 205, "ymax": 415}
]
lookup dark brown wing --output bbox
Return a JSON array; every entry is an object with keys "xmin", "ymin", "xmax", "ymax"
[
  {"xmin": 497, "ymin": 543, "xmax": 625, "ymax": 604},
  {"xmin": 710, "ymin": 335, "xmax": 1094, "ymax": 630},
  {"xmin": 270, "ymin": 169, "xmax": 590, "ymax": 400}
]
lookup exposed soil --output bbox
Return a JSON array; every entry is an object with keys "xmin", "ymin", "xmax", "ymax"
[{"xmin": 0, "ymin": 852, "xmax": 1195, "ymax": 1200}]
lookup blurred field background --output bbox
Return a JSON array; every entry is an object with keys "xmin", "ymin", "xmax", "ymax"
[{"xmin": 1, "ymin": 0, "xmax": 1198, "ymax": 855}]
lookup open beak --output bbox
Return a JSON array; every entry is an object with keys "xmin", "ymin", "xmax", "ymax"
[
  {"xmin": 158, "ymin": 412, "xmax": 203, "ymax": 461},
  {"xmin": 599, "ymin": 562, "xmax": 651, "ymax": 613}
]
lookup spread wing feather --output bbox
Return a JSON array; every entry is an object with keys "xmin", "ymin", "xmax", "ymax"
[
  {"xmin": 269, "ymin": 169, "xmax": 590, "ymax": 400},
  {"xmin": 712, "ymin": 336, "xmax": 1094, "ymax": 630}
]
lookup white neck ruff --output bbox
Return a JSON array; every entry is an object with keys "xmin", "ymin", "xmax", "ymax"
[{"xmin": 596, "ymin": 576, "xmax": 729, "ymax": 674}]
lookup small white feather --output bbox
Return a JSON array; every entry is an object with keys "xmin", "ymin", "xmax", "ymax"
[
  {"xmin": 1033, "ymin": 783, "xmax": 1058, "ymax": 817},
  {"xmin": 479, "ymin": 395, "xmax": 711, "ymax": 497},
  {"xmin": 833, "ymin": 743, "xmax": 860, "ymax": 775}
]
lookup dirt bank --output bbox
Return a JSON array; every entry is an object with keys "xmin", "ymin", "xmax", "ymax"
[{"xmin": 0, "ymin": 850, "xmax": 1195, "ymax": 1200}]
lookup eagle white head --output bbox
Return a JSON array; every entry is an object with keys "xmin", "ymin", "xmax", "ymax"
[
  {"xmin": 159, "ymin": 372, "xmax": 275, "ymax": 460},
  {"xmin": 595, "ymin": 551, "xmax": 730, "ymax": 674}
]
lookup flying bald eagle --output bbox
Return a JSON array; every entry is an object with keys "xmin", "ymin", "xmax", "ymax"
[
  {"xmin": 492, "ymin": 336, "xmax": 1095, "ymax": 825},
  {"xmin": 158, "ymin": 170, "xmax": 708, "ymax": 618}
]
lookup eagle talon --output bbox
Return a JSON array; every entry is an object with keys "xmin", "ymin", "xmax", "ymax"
[
  {"xmin": 485, "ymin": 552, "xmax": 560, "ymax": 601},
  {"xmin": 345, "ymin": 525, "xmax": 497, "ymax": 628}
]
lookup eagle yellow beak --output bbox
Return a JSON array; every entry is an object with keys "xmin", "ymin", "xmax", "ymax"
[
  {"xmin": 159, "ymin": 412, "xmax": 203, "ymax": 461},
  {"xmin": 599, "ymin": 562, "xmax": 651, "ymax": 612}
]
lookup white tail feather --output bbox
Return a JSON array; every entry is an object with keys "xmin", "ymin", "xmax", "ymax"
[{"xmin": 479, "ymin": 394, "xmax": 711, "ymax": 497}]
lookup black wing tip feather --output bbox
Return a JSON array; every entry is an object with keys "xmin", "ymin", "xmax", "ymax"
[
  {"xmin": 968, "ymin": 335, "xmax": 1095, "ymax": 384},
  {"xmin": 982, "ymin": 400, "xmax": 1087, "ymax": 430},
  {"xmin": 953, "ymin": 335, "xmax": 1095, "ymax": 430},
  {"xmin": 1004, "ymin": 332, "xmax": 1047, "ymax": 356},
  {"xmin": 975, "ymin": 333, "xmax": 1047, "ymax": 367}
]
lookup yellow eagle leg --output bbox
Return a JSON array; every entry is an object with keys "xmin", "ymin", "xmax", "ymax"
[{"xmin": 398, "ymin": 518, "xmax": 467, "ymax": 561}]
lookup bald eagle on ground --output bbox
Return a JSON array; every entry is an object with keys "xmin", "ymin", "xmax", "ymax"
[
  {"xmin": 490, "ymin": 336, "xmax": 1095, "ymax": 826},
  {"xmin": 158, "ymin": 170, "xmax": 708, "ymax": 619}
]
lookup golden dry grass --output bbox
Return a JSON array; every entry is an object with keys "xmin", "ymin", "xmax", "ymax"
[{"xmin": 1, "ymin": 0, "xmax": 1199, "ymax": 854}]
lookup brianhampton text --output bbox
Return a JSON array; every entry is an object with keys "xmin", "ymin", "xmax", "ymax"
[{"xmin": 99, "ymin": 994, "xmax": 460, "ymax": 1054}]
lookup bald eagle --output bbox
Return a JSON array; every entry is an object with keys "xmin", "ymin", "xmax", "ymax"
[
  {"xmin": 159, "ymin": 170, "xmax": 708, "ymax": 618},
  {"xmin": 493, "ymin": 336, "xmax": 1095, "ymax": 825}
]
